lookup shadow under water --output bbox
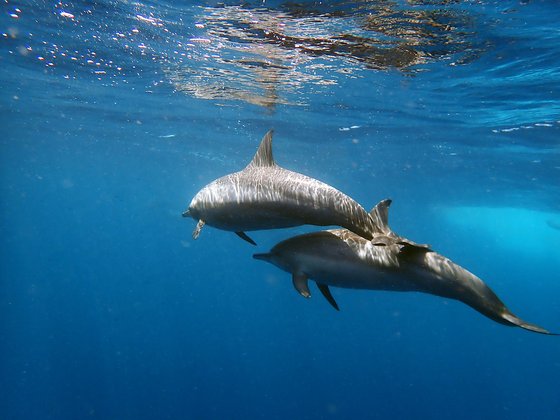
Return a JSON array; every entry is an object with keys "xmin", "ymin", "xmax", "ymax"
[{"xmin": 168, "ymin": 0, "xmax": 489, "ymax": 109}]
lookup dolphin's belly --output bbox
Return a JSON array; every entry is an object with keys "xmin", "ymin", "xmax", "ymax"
[
  {"xmin": 300, "ymin": 254, "xmax": 421, "ymax": 292},
  {"xmin": 201, "ymin": 202, "xmax": 309, "ymax": 231}
]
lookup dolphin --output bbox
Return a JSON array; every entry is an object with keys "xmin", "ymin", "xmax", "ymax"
[
  {"xmin": 183, "ymin": 130, "xmax": 381, "ymax": 245},
  {"xmin": 253, "ymin": 199, "xmax": 555, "ymax": 335}
]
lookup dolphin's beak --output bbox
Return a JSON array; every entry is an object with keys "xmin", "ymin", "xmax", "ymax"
[
  {"xmin": 253, "ymin": 253, "xmax": 272, "ymax": 262},
  {"xmin": 182, "ymin": 209, "xmax": 190, "ymax": 218}
]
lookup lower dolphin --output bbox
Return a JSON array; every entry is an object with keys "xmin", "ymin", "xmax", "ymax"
[{"xmin": 253, "ymin": 199, "xmax": 555, "ymax": 335}]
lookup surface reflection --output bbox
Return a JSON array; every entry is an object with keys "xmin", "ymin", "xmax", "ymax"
[{"xmin": 167, "ymin": 1, "xmax": 486, "ymax": 108}]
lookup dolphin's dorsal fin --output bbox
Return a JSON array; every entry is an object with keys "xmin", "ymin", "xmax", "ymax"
[
  {"xmin": 369, "ymin": 199, "xmax": 392, "ymax": 233},
  {"xmin": 247, "ymin": 129, "xmax": 276, "ymax": 168}
]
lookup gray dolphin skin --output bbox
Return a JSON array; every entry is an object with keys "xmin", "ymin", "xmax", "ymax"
[
  {"xmin": 254, "ymin": 199, "xmax": 555, "ymax": 335},
  {"xmin": 183, "ymin": 130, "xmax": 380, "ymax": 245}
]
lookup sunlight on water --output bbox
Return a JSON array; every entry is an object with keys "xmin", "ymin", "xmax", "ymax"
[
  {"xmin": 166, "ymin": 2, "xmax": 486, "ymax": 108},
  {"xmin": 2, "ymin": 1, "xmax": 484, "ymax": 108},
  {"xmin": 3, "ymin": 0, "xmax": 558, "ymax": 126}
]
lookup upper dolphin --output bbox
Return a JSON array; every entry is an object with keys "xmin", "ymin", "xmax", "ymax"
[
  {"xmin": 254, "ymin": 199, "xmax": 555, "ymax": 335},
  {"xmin": 183, "ymin": 130, "xmax": 381, "ymax": 245}
]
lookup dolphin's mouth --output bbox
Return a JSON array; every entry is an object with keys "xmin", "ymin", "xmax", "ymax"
[
  {"xmin": 253, "ymin": 253, "xmax": 272, "ymax": 261},
  {"xmin": 182, "ymin": 209, "xmax": 190, "ymax": 217}
]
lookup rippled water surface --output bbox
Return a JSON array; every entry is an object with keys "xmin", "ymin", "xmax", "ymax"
[{"xmin": 1, "ymin": 1, "xmax": 559, "ymax": 419}]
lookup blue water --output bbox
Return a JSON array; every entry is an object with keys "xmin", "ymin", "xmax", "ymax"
[{"xmin": 1, "ymin": 1, "xmax": 559, "ymax": 418}]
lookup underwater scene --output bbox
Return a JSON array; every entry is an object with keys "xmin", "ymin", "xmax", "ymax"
[{"xmin": 1, "ymin": 0, "xmax": 559, "ymax": 419}]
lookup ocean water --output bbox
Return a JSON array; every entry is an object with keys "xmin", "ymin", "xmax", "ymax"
[{"xmin": 1, "ymin": 0, "xmax": 559, "ymax": 418}]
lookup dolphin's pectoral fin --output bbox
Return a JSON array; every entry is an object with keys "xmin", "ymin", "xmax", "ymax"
[
  {"xmin": 292, "ymin": 272, "xmax": 311, "ymax": 298},
  {"xmin": 235, "ymin": 231, "xmax": 257, "ymax": 246},
  {"xmin": 192, "ymin": 219, "xmax": 205, "ymax": 240},
  {"xmin": 317, "ymin": 283, "xmax": 339, "ymax": 311}
]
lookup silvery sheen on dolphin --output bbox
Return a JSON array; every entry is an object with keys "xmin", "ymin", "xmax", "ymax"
[
  {"xmin": 254, "ymin": 199, "xmax": 555, "ymax": 335},
  {"xmin": 183, "ymin": 130, "xmax": 381, "ymax": 245}
]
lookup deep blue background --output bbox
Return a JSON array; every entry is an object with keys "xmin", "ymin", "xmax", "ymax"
[{"xmin": 1, "ymin": 1, "xmax": 559, "ymax": 419}]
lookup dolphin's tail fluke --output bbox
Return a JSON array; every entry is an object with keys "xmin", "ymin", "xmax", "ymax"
[{"xmin": 501, "ymin": 312, "xmax": 557, "ymax": 335}]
